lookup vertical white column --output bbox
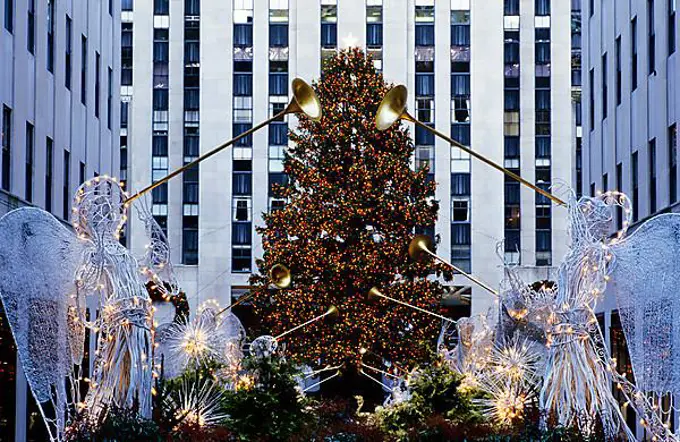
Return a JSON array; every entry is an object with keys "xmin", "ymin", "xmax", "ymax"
[
  {"xmin": 470, "ymin": 1, "xmax": 504, "ymax": 315},
  {"xmin": 197, "ymin": 0, "xmax": 234, "ymax": 309}
]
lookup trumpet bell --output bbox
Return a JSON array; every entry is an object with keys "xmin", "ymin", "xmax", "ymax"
[
  {"xmin": 367, "ymin": 287, "xmax": 382, "ymax": 302},
  {"xmin": 375, "ymin": 85, "xmax": 408, "ymax": 131},
  {"xmin": 408, "ymin": 234, "xmax": 434, "ymax": 262},
  {"xmin": 325, "ymin": 305, "xmax": 340, "ymax": 321},
  {"xmin": 288, "ymin": 78, "xmax": 322, "ymax": 121},
  {"xmin": 270, "ymin": 264, "xmax": 292, "ymax": 289}
]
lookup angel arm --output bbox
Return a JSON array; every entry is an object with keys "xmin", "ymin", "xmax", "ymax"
[{"xmin": 134, "ymin": 198, "xmax": 180, "ymax": 297}]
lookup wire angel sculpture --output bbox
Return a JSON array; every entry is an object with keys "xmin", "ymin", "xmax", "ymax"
[
  {"xmin": 438, "ymin": 191, "xmax": 676, "ymax": 440},
  {"xmin": 0, "ymin": 176, "xmax": 173, "ymax": 441},
  {"xmin": 605, "ymin": 196, "xmax": 680, "ymax": 436}
]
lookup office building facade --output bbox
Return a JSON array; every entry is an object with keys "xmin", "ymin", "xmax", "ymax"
[
  {"xmin": 123, "ymin": 0, "xmax": 573, "ymax": 320},
  {"xmin": 0, "ymin": 0, "xmax": 121, "ymax": 439},
  {"xmin": 583, "ymin": 0, "xmax": 680, "ymax": 436}
]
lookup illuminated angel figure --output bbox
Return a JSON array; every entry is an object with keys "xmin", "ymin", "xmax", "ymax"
[
  {"xmin": 540, "ymin": 191, "xmax": 676, "ymax": 441},
  {"xmin": 70, "ymin": 177, "xmax": 154, "ymax": 422},
  {"xmin": 0, "ymin": 176, "xmax": 165, "ymax": 441}
]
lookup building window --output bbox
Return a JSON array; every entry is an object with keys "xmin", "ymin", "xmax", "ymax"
[
  {"xmin": 27, "ymin": 0, "xmax": 35, "ymax": 53},
  {"xmin": 536, "ymin": 29, "xmax": 551, "ymax": 64},
  {"xmin": 366, "ymin": 0, "xmax": 383, "ymax": 48},
  {"xmin": 601, "ymin": 53, "xmax": 607, "ymax": 119},
  {"xmin": 25, "ymin": 122, "xmax": 33, "ymax": 202},
  {"xmin": 95, "ymin": 52, "xmax": 101, "ymax": 118},
  {"xmin": 535, "ymin": 0, "xmax": 550, "ymax": 16},
  {"xmin": 589, "ymin": 68, "xmax": 595, "ymax": 130},
  {"xmin": 505, "ymin": 31, "xmax": 520, "ymax": 64},
  {"xmin": 504, "ymin": 0, "xmax": 519, "ymax": 15},
  {"xmin": 416, "ymin": 23, "xmax": 435, "ymax": 46},
  {"xmin": 632, "ymin": 151, "xmax": 639, "ymax": 221},
  {"xmin": 1, "ymin": 106, "xmax": 10, "ymax": 192},
  {"xmin": 153, "ymin": 29, "xmax": 169, "ymax": 62},
  {"xmin": 47, "ymin": 0, "xmax": 54, "ymax": 72},
  {"xmin": 107, "ymin": 68, "xmax": 113, "ymax": 130},
  {"xmin": 45, "ymin": 137, "xmax": 53, "ymax": 213},
  {"xmin": 632, "ymin": 17, "xmax": 638, "ymax": 91},
  {"xmin": 154, "ymin": 0, "xmax": 169, "ymax": 15},
  {"xmin": 3, "ymin": 0, "xmax": 12, "ymax": 33},
  {"xmin": 321, "ymin": 0, "xmax": 338, "ymax": 49},
  {"xmin": 650, "ymin": 138, "xmax": 657, "ymax": 213},
  {"xmin": 63, "ymin": 150, "xmax": 70, "ymax": 220},
  {"xmin": 81, "ymin": 36, "xmax": 87, "ymax": 105},
  {"xmin": 122, "ymin": 23, "xmax": 133, "ymax": 86},
  {"xmin": 589, "ymin": 0, "xmax": 594, "ymax": 17},
  {"xmin": 234, "ymin": 24, "xmax": 253, "ymax": 47},
  {"xmin": 65, "ymin": 16, "xmax": 72, "ymax": 89},
  {"xmin": 670, "ymin": 124, "xmax": 677, "ymax": 203},
  {"xmin": 182, "ymin": 216, "xmax": 199, "ymax": 265},
  {"xmin": 270, "ymin": 24, "xmax": 288, "ymax": 47},
  {"xmin": 232, "ymin": 247, "xmax": 252, "ymax": 273},
  {"xmin": 671, "ymin": 0, "xmax": 677, "ymax": 54},
  {"xmin": 615, "ymin": 36, "xmax": 621, "ymax": 105},
  {"xmin": 649, "ymin": 0, "xmax": 656, "ymax": 74}
]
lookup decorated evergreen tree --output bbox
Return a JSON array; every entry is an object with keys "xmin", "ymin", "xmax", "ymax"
[{"xmin": 250, "ymin": 48, "xmax": 453, "ymax": 370}]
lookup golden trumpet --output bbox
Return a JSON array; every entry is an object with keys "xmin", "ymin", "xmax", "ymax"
[
  {"xmin": 367, "ymin": 286, "xmax": 456, "ymax": 323},
  {"xmin": 375, "ymin": 85, "xmax": 565, "ymax": 206},
  {"xmin": 269, "ymin": 263, "xmax": 292, "ymax": 289},
  {"xmin": 275, "ymin": 305, "xmax": 340, "ymax": 340},
  {"xmin": 216, "ymin": 262, "xmax": 293, "ymax": 317},
  {"xmin": 126, "ymin": 78, "xmax": 322, "ymax": 204},
  {"xmin": 408, "ymin": 235, "xmax": 499, "ymax": 296}
]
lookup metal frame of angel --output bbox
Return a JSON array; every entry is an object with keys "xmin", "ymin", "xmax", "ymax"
[{"xmin": 0, "ymin": 176, "xmax": 181, "ymax": 441}]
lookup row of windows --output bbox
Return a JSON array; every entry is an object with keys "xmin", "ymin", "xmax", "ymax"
[
  {"xmin": 182, "ymin": 12, "xmax": 201, "ymax": 265},
  {"xmin": 595, "ymin": 124, "xmax": 678, "ymax": 225},
  {"xmin": 231, "ymin": 3, "xmax": 257, "ymax": 273},
  {"xmin": 4, "ymin": 3, "xmax": 109, "ymax": 126},
  {"xmin": 592, "ymin": 9, "xmax": 676, "ymax": 132},
  {"xmin": 503, "ymin": 0, "xmax": 551, "ymax": 16},
  {"xmin": 1, "ymin": 105, "xmax": 89, "ymax": 218}
]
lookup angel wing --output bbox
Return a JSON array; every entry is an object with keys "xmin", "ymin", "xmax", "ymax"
[
  {"xmin": 0, "ymin": 207, "xmax": 87, "ymax": 441},
  {"xmin": 608, "ymin": 213, "xmax": 680, "ymax": 396}
]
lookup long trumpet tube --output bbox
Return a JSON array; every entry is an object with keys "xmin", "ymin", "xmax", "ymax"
[
  {"xmin": 274, "ymin": 306, "xmax": 338, "ymax": 340},
  {"xmin": 368, "ymin": 287, "xmax": 456, "ymax": 324},
  {"xmin": 409, "ymin": 117, "xmax": 565, "ymax": 206},
  {"xmin": 126, "ymin": 111, "xmax": 285, "ymax": 204},
  {"xmin": 421, "ymin": 248, "xmax": 499, "ymax": 296}
]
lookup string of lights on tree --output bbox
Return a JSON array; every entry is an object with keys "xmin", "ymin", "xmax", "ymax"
[{"xmin": 249, "ymin": 48, "xmax": 454, "ymax": 370}]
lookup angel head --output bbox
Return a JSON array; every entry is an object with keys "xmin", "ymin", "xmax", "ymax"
[
  {"xmin": 569, "ymin": 192, "xmax": 631, "ymax": 245},
  {"xmin": 71, "ymin": 176, "xmax": 128, "ymax": 242}
]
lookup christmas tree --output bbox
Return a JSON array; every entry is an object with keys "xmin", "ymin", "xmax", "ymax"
[{"xmin": 250, "ymin": 48, "xmax": 453, "ymax": 370}]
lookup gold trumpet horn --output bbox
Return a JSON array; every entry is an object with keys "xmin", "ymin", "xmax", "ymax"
[
  {"xmin": 408, "ymin": 235, "xmax": 499, "ymax": 296},
  {"xmin": 215, "ymin": 262, "xmax": 292, "ymax": 317},
  {"xmin": 367, "ymin": 286, "xmax": 456, "ymax": 324},
  {"xmin": 375, "ymin": 85, "xmax": 565, "ymax": 206},
  {"xmin": 126, "ymin": 78, "xmax": 321, "ymax": 204},
  {"xmin": 275, "ymin": 305, "xmax": 340, "ymax": 340},
  {"xmin": 270, "ymin": 263, "xmax": 292, "ymax": 289}
]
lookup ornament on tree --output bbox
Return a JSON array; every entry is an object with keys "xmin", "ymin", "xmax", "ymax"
[{"xmin": 250, "ymin": 48, "xmax": 453, "ymax": 370}]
